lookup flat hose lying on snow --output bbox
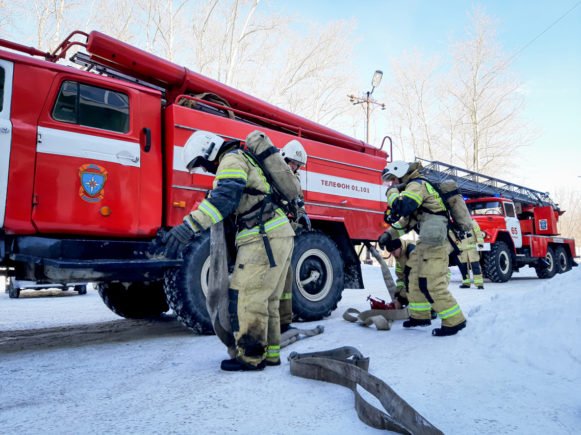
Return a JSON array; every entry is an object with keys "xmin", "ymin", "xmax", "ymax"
[
  {"xmin": 288, "ymin": 347, "xmax": 443, "ymax": 434},
  {"xmin": 342, "ymin": 242, "xmax": 408, "ymax": 330}
]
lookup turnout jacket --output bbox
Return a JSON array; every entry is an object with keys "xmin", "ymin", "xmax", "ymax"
[
  {"xmin": 184, "ymin": 149, "xmax": 295, "ymax": 246},
  {"xmin": 385, "ymin": 169, "xmax": 447, "ymax": 240}
]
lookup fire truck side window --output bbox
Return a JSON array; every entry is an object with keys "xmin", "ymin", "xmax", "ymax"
[
  {"xmin": 52, "ymin": 80, "xmax": 129, "ymax": 133},
  {"xmin": 504, "ymin": 202, "xmax": 516, "ymax": 217},
  {"xmin": 0, "ymin": 67, "xmax": 4, "ymax": 112}
]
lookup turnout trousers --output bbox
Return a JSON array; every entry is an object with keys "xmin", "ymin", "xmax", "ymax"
[
  {"xmin": 407, "ymin": 241, "xmax": 466, "ymax": 327},
  {"xmin": 279, "ymin": 265, "xmax": 294, "ymax": 328},
  {"xmin": 458, "ymin": 249, "xmax": 483, "ymax": 287},
  {"xmin": 229, "ymin": 236, "xmax": 294, "ymax": 366}
]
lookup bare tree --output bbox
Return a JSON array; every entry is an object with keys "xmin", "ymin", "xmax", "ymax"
[
  {"xmin": 448, "ymin": 7, "xmax": 532, "ymax": 174},
  {"xmin": 91, "ymin": 0, "xmax": 137, "ymax": 42},
  {"xmin": 0, "ymin": 0, "xmax": 11, "ymax": 32},
  {"xmin": 554, "ymin": 186, "xmax": 581, "ymax": 254},
  {"xmin": 132, "ymin": 0, "xmax": 190, "ymax": 61},
  {"xmin": 385, "ymin": 7, "xmax": 533, "ymax": 175},
  {"xmin": 386, "ymin": 51, "xmax": 441, "ymax": 160}
]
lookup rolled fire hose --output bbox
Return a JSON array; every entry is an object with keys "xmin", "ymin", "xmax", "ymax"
[
  {"xmin": 206, "ymin": 222, "xmax": 323, "ymax": 352},
  {"xmin": 207, "ymin": 221, "xmax": 236, "ymax": 357}
]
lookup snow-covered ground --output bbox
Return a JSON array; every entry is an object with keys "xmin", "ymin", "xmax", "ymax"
[{"xmin": 1, "ymin": 266, "xmax": 580, "ymax": 434}]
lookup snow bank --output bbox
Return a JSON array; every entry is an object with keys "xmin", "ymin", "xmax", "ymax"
[{"xmin": 468, "ymin": 268, "xmax": 581, "ymax": 380}]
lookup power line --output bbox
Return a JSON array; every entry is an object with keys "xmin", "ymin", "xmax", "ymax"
[{"xmin": 506, "ymin": 0, "xmax": 581, "ymax": 66}]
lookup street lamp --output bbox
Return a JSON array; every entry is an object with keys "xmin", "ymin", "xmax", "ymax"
[
  {"xmin": 348, "ymin": 69, "xmax": 386, "ymax": 145},
  {"xmin": 348, "ymin": 70, "xmax": 386, "ymax": 264}
]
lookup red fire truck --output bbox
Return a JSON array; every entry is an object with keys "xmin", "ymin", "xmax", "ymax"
[
  {"xmin": 0, "ymin": 31, "xmax": 390, "ymax": 332},
  {"xmin": 419, "ymin": 160, "xmax": 577, "ymax": 282}
]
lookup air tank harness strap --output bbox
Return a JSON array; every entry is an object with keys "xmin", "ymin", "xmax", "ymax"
[
  {"xmin": 288, "ymin": 347, "xmax": 444, "ymax": 434},
  {"xmin": 254, "ymin": 146, "xmax": 279, "ymax": 162},
  {"xmin": 258, "ymin": 194, "xmax": 276, "ymax": 268},
  {"xmin": 237, "ymin": 188, "xmax": 277, "ymax": 268}
]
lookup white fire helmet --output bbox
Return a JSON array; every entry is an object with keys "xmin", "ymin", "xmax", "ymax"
[
  {"xmin": 281, "ymin": 139, "xmax": 308, "ymax": 166},
  {"xmin": 183, "ymin": 130, "xmax": 225, "ymax": 171},
  {"xmin": 382, "ymin": 160, "xmax": 410, "ymax": 181}
]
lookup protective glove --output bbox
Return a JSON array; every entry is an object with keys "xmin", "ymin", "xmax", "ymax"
[
  {"xmin": 377, "ymin": 231, "xmax": 392, "ymax": 250},
  {"xmin": 296, "ymin": 208, "xmax": 312, "ymax": 231},
  {"xmin": 162, "ymin": 223, "xmax": 198, "ymax": 259}
]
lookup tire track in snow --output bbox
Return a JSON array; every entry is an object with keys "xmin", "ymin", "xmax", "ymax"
[{"xmin": 0, "ymin": 315, "xmax": 193, "ymax": 353}]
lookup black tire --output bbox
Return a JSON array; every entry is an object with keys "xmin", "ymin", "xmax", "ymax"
[
  {"xmin": 7, "ymin": 279, "xmax": 20, "ymax": 299},
  {"xmin": 74, "ymin": 285, "xmax": 87, "ymax": 295},
  {"xmin": 291, "ymin": 231, "xmax": 344, "ymax": 321},
  {"xmin": 163, "ymin": 234, "xmax": 214, "ymax": 334},
  {"xmin": 98, "ymin": 281, "xmax": 169, "ymax": 318},
  {"xmin": 554, "ymin": 245, "xmax": 572, "ymax": 274},
  {"xmin": 535, "ymin": 247, "xmax": 558, "ymax": 279},
  {"xmin": 483, "ymin": 241, "xmax": 513, "ymax": 283}
]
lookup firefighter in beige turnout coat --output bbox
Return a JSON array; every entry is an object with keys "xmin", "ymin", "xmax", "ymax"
[
  {"xmin": 164, "ymin": 130, "xmax": 294, "ymax": 371},
  {"xmin": 456, "ymin": 220, "xmax": 485, "ymax": 289},
  {"xmin": 279, "ymin": 139, "xmax": 310, "ymax": 331},
  {"xmin": 378, "ymin": 161, "xmax": 467, "ymax": 337}
]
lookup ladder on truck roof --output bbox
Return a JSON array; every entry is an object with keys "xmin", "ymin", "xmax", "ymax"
[{"xmin": 416, "ymin": 158, "xmax": 557, "ymax": 209}]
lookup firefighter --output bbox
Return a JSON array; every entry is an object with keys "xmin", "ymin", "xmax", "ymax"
[
  {"xmin": 456, "ymin": 220, "xmax": 485, "ymax": 289},
  {"xmin": 378, "ymin": 161, "xmax": 467, "ymax": 336},
  {"xmin": 164, "ymin": 130, "xmax": 295, "ymax": 371},
  {"xmin": 279, "ymin": 139, "xmax": 310, "ymax": 333}
]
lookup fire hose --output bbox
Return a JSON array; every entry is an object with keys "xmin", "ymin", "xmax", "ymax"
[{"xmin": 288, "ymin": 346, "xmax": 443, "ymax": 434}]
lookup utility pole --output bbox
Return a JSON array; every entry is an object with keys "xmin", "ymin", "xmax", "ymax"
[{"xmin": 348, "ymin": 70, "xmax": 385, "ymax": 264}]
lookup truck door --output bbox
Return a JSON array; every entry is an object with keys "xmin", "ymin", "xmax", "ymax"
[
  {"xmin": 32, "ymin": 76, "xmax": 161, "ymax": 236},
  {"xmin": 0, "ymin": 60, "xmax": 13, "ymax": 229},
  {"xmin": 503, "ymin": 201, "xmax": 522, "ymax": 248}
]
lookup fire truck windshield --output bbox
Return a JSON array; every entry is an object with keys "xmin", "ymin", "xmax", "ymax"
[{"xmin": 467, "ymin": 201, "xmax": 504, "ymax": 216}]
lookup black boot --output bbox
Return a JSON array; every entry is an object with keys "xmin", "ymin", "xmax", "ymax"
[
  {"xmin": 403, "ymin": 318, "xmax": 431, "ymax": 328},
  {"xmin": 432, "ymin": 320, "xmax": 467, "ymax": 337},
  {"xmin": 220, "ymin": 358, "xmax": 265, "ymax": 371},
  {"xmin": 477, "ymin": 285, "xmax": 484, "ymax": 290},
  {"xmin": 459, "ymin": 284, "xmax": 470, "ymax": 289},
  {"xmin": 281, "ymin": 324, "xmax": 296, "ymax": 334},
  {"xmin": 265, "ymin": 359, "xmax": 281, "ymax": 367}
]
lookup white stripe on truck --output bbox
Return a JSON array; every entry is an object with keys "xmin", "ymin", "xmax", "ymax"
[{"xmin": 37, "ymin": 126, "xmax": 141, "ymax": 167}]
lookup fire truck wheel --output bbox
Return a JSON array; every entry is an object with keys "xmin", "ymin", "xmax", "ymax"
[
  {"xmin": 483, "ymin": 241, "xmax": 513, "ymax": 283},
  {"xmin": 535, "ymin": 247, "xmax": 558, "ymax": 279},
  {"xmin": 7, "ymin": 279, "xmax": 20, "ymax": 299},
  {"xmin": 98, "ymin": 282, "xmax": 169, "ymax": 319},
  {"xmin": 163, "ymin": 234, "xmax": 214, "ymax": 335},
  {"xmin": 554, "ymin": 246, "xmax": 571, "ymax": 273},
  {"xmin": 291, "ymin": 231, "xmax": 344, "ymax": 321}
]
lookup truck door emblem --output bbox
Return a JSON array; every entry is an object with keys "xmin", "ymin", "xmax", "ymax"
[{"xmin": 79, "ymin": 163, "xmax": 108, "ymax": 203}]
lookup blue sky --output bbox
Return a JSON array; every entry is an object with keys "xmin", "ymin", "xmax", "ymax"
[{"xmin": 274, "ymin": 0, "xmax": 581, "ymax": 191}]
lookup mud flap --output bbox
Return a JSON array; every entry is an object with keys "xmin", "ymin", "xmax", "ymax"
[{"xmin": 207, "ymin": 222, "xmax": 236, "ymax": 357}]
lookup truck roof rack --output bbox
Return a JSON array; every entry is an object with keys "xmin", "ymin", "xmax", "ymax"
[
  {"xmin": 71, "ymin": 52, "xmax": 166, "ymax": 94},
  {"xmin": 416, "ymin": 158, "xmax": 556, "ymax": 208}
]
